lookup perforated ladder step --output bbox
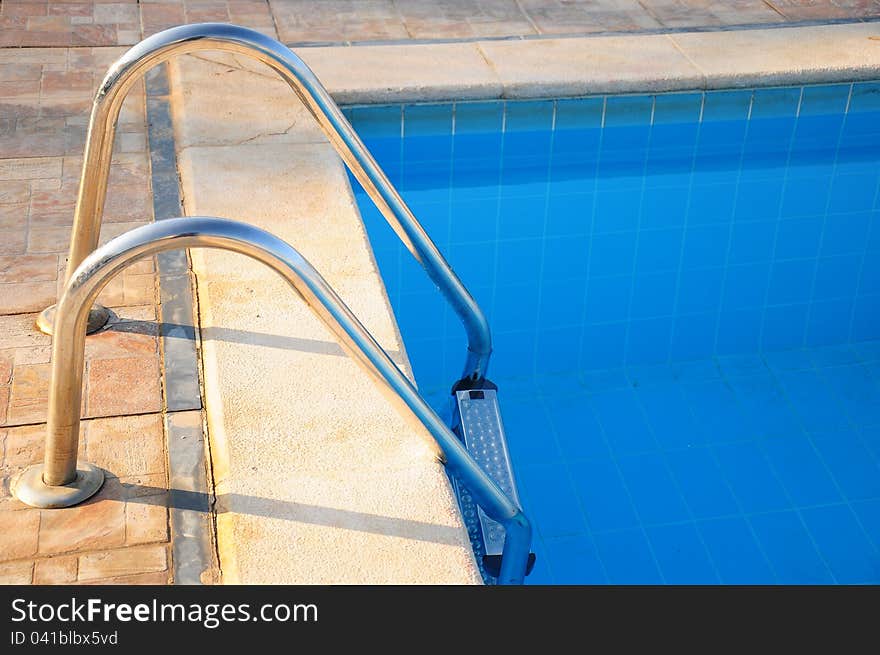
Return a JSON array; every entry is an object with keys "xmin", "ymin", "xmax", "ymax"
[{"xmin": 451, "ymin": 387, "xmax": 535, "ymax": 581}]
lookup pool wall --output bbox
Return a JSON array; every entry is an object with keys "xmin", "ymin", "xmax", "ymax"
[{"xmin": 346, "ymin": 82, "xmax": 880, "ymax": 394}]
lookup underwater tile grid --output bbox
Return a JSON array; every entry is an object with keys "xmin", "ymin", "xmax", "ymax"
[{"xmin": 345, "ymin": 81, "xmax": 880, "ymax": 584}]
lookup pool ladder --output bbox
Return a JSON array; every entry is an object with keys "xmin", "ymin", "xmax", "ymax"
[{"xmin": 16, "ymin": 23, "xmax": 535, "ymax": 584}]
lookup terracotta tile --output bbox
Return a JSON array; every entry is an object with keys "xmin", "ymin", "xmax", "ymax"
[
  {"xmin": 0, "ymin": 560, "xmax": 33, "ymax": 583},
  {"xmin": 38, "ymin": 488, "xmax": 126, "ymax": 555},
  {"xmin": 84, "ymin": 327, "xmax": 158, "ymax": 360},
  {"xmin": 0, "ymin": 507, "xmax": 40, "ymax": 560},
  {"xmin": 76, "ymin": 569, "xmax": 170, "ymax": 584},
  {"xmin": 0, "ymin": 387, "xmax": 8, "ymax": 425},
  {"xmin": 0, "ymin": 254, "xmax": 57, "ymax": 284},
  {"xmin": 0, "ymin": 280, "xmax": 58, "ymax": 314},
  {"xmin": 86, "ymin": 356, "xmax": 162, "ymax": 417},
  {"xmin": 77, "ymin": 543, "xmax": 167, "ymax": 580},
  {"xmin": 125, "ymin": 499, "xmax": 168, "ymax": 545},
  {"xmin": 33, "ymin": 555, "xmax": 78, "ymax": 583},
  {"xmin": 0, "ymin": 202, "xmax": 29, "ymax": 230},
  {"xmin": 0, "ymin": 352, "xmax": 12, "ymax": 384},
  {"xmin": 27, "ymin": 225, "xmax": 72, "ymax": 253},
  {"xmin": 2, "ymin": 423, "xmax": 50, "ymax": 471},
  {"xmin": 7, "ymin": 362, "xmax": 51, "ymax": 425},
  {"xmin": 0, "ymin": 180, "xmax": 31, "ymax": 203},
  {"xmin": 84, "ymin": 413, "xmax": 165, "ymax": 477}
]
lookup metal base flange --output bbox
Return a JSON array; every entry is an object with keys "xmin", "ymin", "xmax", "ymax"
[
  {"xmin": 12, "ymin": 462, "xmax": 105, "ymax": 509},
  {"xmin": 36, "ymin": 303, "xmax": 111, "ymax": 336}
]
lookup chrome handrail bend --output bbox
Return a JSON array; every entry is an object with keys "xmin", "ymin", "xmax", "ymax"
[
  {"xmin": 37, "ymin": 22, "xmax": 491, "ymax": 384},
  {"xmin": 13, "ymin": 217, "xmax": 531, "ymax": 585}
]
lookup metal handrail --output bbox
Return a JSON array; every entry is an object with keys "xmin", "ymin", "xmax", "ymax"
[
  {"xmin": 38, "ymin": 22, "xmax": 491, "ymax": 384},
  {"xmin": 13, "ymin": 217, "xmax": 531, "ymax": 585}
]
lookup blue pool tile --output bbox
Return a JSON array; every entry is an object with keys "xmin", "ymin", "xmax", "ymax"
[
  {"xmin": 728, "ymin": 220, "xmax": 776, "ymax": 264},
  {"xmin": 543, "ymin": 392, "xmax": 609, "ymax": 459},
  {"xmin": 604, "ymin": 94, "xmax": 653, "ymax": 127},
  {"xmin": 762, "ymin": 348, "xmax": 815, "ymax": 372},
  {"xmin": 555, "ymin": 97, "xmax": 603, "ymax": 130},
  {"xmin": 749, "ymin": 511, "xmax": 834, "ymax": 584},
  {"xmin": 646, "ymin": 523, "xmax": 720, "ymax": 584},
  {"xmin": 626, "ymin": 317, "xmax": 673, "ymax": 365},
  {"xmin": 810, "ymin": 343, "xmax": 862, "ymax": 367},
  {"xmin": 588, "ymin": 232, "xmax": 637, "ymax": 277},
  {"xmin": 829, "ymin": 171, "xmax": 878, "ymax": 214},
  {"xmin": 570, "ymin": 458, "xmax": 640, "ymax": 532},
  {"xmin": 681, "ymin": 224, "xmax": 730, "ymax": 270},
  {"xmin": 590, "ymin": 389, "xmax": 657, "ymax": 454},
  {"xmin": 653, "ymin": 92, "xmax": 703, "ymax": 124},
  {"xmin": 713, "ymin": 441, "xmax": 791, "ymax": 513},
  {"xmin": 751, "ymin": 87, "xmax": 801, "ymax": 119},
  {"xmin": 638, "ymin": 384, "xmax": 706, "ymax": 449},
  {"xmin": 631, "ymin": 272, "xmax": 677, "ymax": 319},
  {"xmin": 698, "ymin": 516, "xmax": 776, "ymax": 583},
  {"xmin": 805, "ymin": 301, "xmax": 853, "ymax": 349},
  {"xmin": 761, "ymin": 435, "xmax": 842, "ymax": 506},
  {"xmin": 848, "ymin": 82, "xmax": 880, "ymax": 113},
  {"xmin": 593, "ymin": 528, "xmax": 664, "ymax": 584},
  {"xmin": 799, "ymin": 83, "xmax": 851, "ymax": 116},
  {"xmin": 723, "ymin": 262, "xmax": 771, "ymax": 310},
  {"xmin": 727, "ymin": 373, "xmax": 802, "ymax": 438},
  {"xmin": 544, "ymin": 535, "xmax": 607, "ymax": 584},
  {"xmin": 821, "ymin": 212, "xmax": 872, "ymax": 256},
  {"xmin": 670, "ymin": 313, "xmax": 717, "ymax": 360},
  {"xmin": 505, "ymin": 100, "xmax": 554, "ymax": 132},
  {"xmin": 761, "ymin": 303, "xmax": 808, "ymax": 352},
  {"xmin": 586, "ymin": 275, "xmax": 631, "ymax": 323},
  {"xmin": 403, "ymin": 103, "xmax": 452, "ymax": 138},
  {"xmin": 734, "ymin": 177, "xmax": 784, "ymax": 221},
  {"xmin": 767, "ymin": 259, "xmax": 816, "ymax": 305},
  {"xmin": 580, "ymin": 323, "xmax": 627, "ymax": 371},
  {"xmin": 800, "ymin": 504, "xmax": 880, "ymax": 583},
  {"xmin": 859, "ymin": 425, "xmax": 880, "ymax": 463},
  {"xmin": 774, "ymin": 216, "xmax": 822, "ymax": 259},
  {"xmin": 641, "ymin": 185, "xmax": 689, "ymax": 229},
  {"xmin": 635, "ymin": 228, "xmax": 683, "ymax": 274},
  {"xmin": 716, "ymin": 308, "xmax": 762, "ymax": 356},
  {"xmin": 820, "ymin": 363, "xmax": 880, "ymax": 426},
  {"xmin": 780, "ymin": 176, "xmax": 832, "ymax": 218},
  {"xmin": 688, "ymin": 182, "xmax": 737, "ymax": 225},
  {"xmin": 775, "ymin": 369, "xmax": 850, "ymax": 432},
  {"xmin": 498, "ymin": 194, "xmax": 547, "ymax": 239},
  {"xmin": 594, "ymin": 187, "xmax": 642, "ymax": 232},
  {"xmin": 617, "ymin": 453, "xmax": 690, "ymax": 525},
  {"xmin": 503, "ymin": 397, "xmax": 561, "ymax": 465},
  {"xmin": 454, "ymin": 101, "xmax": 503, "ymax": 133},
  {"xmin": 348, "ymin": 104, "xmax": 401, "ymax": 137},
  {"xmin": 683, "ymin": 380, "xmax": 756, "ymax": 443},
  {"xmin": 812, "ymin": 431, "xmax": 880, "ymax": 501},
  {"xmin": 702, "ymin": 89, "xmax": 752, "ymax": 122},
  {"xmin": 812, "ymin": 255, "xmax": 861, "ymax": 301},
  {"xmin": 523, "ymin": 537, "xmax": 554, "ymax": 585},
  {"xmin": 852, "ymin": 498, "xmax": 880, "ymax": 548},
  {"xmin": 517, "ymin": 464, "xmax": 588, "ymax": 539},
  {"xmin": 677, "ymin": 267, "xmax": 724, "ymax": 314},
  {"xmin": 666, "ymin": 447, "xmax": 739, "ymax": 519}
]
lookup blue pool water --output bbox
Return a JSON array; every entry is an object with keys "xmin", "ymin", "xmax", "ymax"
[{"xmin": 346, "ymin": 83, "xmax": 880, "ymax": 584}]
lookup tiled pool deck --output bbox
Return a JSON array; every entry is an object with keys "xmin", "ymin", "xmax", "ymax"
[
  {"xmin": 2, "ymin": 2, "xmax": 880, "ymax": 584},
  {"xmin": 2, "ymin": 0, "xmax": 880, "ymax": 48}
]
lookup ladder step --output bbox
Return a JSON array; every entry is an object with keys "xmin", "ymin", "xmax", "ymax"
[{"xmin": 451, "ymin": 387, "xmax": 535, "ymax": 581}]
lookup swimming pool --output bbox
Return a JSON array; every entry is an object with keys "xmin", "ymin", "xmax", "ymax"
[{"xmin": 345, "ymin": 83, "xmax": 880, "ymax": 584}]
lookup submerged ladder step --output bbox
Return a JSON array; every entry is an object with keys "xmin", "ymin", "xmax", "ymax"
[{"xmin": 452, "ymin": 387, "xmax": 536, "ymax": 581}]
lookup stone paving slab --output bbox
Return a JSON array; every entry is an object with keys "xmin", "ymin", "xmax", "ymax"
[
  {"xmin": 0, "ymin": 413, "xmax": 171, "ymax": 584},
  {"xmin": 0, "ymin": 0, "xmax": 141, "ymax": 48}
]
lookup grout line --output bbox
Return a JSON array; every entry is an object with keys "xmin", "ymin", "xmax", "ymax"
[{"xmin": 144, "ymin": 62, "xmax": 215, "ymax": 586}]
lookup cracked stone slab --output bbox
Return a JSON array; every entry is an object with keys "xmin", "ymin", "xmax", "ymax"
[{"xmin": 168, "ymin": 53, "xmax": 327, "ymax": 149}]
